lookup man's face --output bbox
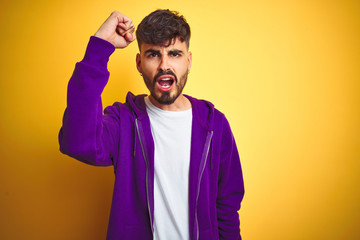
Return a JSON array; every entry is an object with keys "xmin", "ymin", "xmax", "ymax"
[{"xmin": 136, "ymin": 37, "xmax": 192, "ymax": 105}]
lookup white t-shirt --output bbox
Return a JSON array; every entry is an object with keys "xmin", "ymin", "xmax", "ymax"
[{"xmin": 145, "ymin": 96, "xmax": 192, "ymax": 240}]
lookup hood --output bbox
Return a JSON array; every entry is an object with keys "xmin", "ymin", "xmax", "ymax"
[{"xmin": 125, "ymin": 92, "xmax": 215, "ymax": 132}]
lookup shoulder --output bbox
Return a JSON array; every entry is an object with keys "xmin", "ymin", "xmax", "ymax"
[
  {"xmin": 103, "ymin": 92, "xmax": 148, "ymax": 120},
  {"xmin": 104, "ymin": 101, "xmax": 131, "ymax": 117},
  {"xmin": 185, "ymin": 94, "xmax": 229, "ymax": 131}
]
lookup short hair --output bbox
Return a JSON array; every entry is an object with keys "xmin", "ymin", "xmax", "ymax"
[{"xmin": 136, "ymin": 9, "xmax": 191, "ymax": 50}]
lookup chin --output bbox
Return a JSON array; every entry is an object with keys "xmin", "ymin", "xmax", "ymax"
[{"xmin": 152, "ymin": 91, "xmax": 178, "ymax": 105}]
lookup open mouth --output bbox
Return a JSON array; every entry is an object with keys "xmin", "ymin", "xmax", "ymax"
[{"xmin": 156, "ymin": 75, "xmax": 175, "ymax": 91}]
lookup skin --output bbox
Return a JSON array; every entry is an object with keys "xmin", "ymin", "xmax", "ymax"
[
  {"xmin": 94, "ymin": 11, "xmax": 192, "ymax": 111},
  {"xmin": 94, "ymin": 11, "xmax": 136, "ymax": 48},
  {"xmin": 136, "ymin": 39, "xmax": 192, "ymax": 111}
]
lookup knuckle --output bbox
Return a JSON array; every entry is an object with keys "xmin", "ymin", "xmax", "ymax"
[{"xmin": 111, "ymin": 11, "xmax": 120, "ymax": 16}]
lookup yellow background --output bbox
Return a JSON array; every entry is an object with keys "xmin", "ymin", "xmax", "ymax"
[{"xmin": 1, "ymin": 0, "xmax": 359, "ymax": 239}]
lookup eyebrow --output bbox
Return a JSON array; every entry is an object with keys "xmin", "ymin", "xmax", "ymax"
[
  {"xmin": 144, "ymin": 48, "xmax": 184, "ymax": 55},
  {"xmin": 169, "ymin": 49, "xmax": 184, "ymax": 55},
  {"xmin": 144, "ymin": 49, "xmax": 160, "ymax": 55}
]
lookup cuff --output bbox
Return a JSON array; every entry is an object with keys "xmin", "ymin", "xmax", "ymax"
[{"xmin": 82, "ymin": 36, "xmax": 116, "ymax": 68}]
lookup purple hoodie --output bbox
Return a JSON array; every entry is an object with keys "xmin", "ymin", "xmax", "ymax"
[{"xmin": 59, "ymin": 36, "xmax": 244, "ymax": 240}]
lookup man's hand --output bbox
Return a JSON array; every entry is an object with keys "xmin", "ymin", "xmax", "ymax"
[{"xmin": 94, "ymin": 11, "xmax": 136, "ymax": 49}]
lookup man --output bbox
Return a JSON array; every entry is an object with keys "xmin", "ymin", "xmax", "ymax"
[{"xmin": 59, "ymin": 10, "xmax": 244, "ymax": 240}]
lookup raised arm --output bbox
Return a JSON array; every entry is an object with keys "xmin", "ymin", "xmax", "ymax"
[{"xmin": 58, "ymin": 12, "xmax": 135, "ymax": 166}]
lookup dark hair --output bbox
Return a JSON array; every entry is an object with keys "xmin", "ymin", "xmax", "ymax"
[{"xmin": 136, "ymin": 9, "xmax": 191, "ymax": 50}]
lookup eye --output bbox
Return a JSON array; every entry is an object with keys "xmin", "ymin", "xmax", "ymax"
[
  {"xmin": 148, "ymin": 52, "xmax": 159, "ymax": 58},
  {"xmin": 170, "ymin": 52, "xmax": 181, "ymax": 57}
]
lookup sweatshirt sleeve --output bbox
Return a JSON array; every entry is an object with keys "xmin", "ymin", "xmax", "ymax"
[
  {"xmin": 217, "ymin": 117, "xmax": 245, "ymax": 240},
  {"xmin": 58, "ymin": 36, "xmax": 118, "ymax": 166}
]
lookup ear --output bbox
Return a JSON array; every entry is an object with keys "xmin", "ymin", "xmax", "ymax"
[
  {"xmin": 136, "ymin": 53, "xmax": 142, "ymax": 73},
  {"xmin": 187, "ymin": 51, "xmax": 192, "ymax": 72}
]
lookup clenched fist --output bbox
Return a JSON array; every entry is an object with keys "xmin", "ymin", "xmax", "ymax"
[{"xmin": 94, "ymin": 11, "xmax": 136, "ymax": 49}]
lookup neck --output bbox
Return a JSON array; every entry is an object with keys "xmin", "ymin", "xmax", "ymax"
[{"xmin": 148, "ymin": 94, "xmax": 192, "ymax": 111}]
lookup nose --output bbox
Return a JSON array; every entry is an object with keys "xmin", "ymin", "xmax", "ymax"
[{"xmin": 159, "ymin": 55, "xmax": 170, "ymax": 72}]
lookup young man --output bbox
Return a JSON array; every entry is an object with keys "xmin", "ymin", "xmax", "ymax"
[{"xmin": 59, "ymin": 10, "xmax": 244, "ymax": 240}]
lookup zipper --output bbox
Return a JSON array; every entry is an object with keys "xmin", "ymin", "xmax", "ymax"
[
  {"xmin": 135, "ymin": 119, "xmax": 154, "ymax": 234},
  {"xmin": 194, "ymin": 131, "xmax": 213, "ymax": 240}
]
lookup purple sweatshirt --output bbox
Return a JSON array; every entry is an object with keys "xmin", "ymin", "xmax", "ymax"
[{"xmin": 59, "ymin": 36, "xmax": 245, "ymax": 240}]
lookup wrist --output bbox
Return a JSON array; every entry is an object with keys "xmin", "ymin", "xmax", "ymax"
[{"xmin": 94, "ymin": 32, "xmax": 116, "ymax": 47}]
